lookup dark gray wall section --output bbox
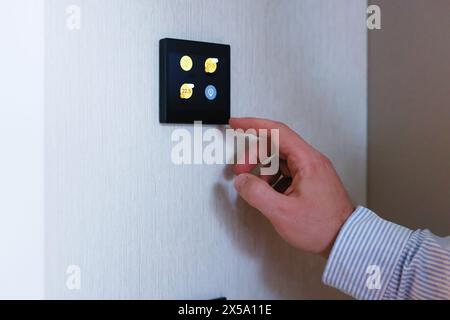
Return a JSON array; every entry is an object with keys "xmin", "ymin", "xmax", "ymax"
[{"xmin": 369, "ymin": 0, "xmax": 450, "ymax": 235}]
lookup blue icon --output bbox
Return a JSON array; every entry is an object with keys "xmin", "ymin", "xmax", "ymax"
[{"xmin": 205, "ymin": 85, "xmax": 217, "ymax": 101}]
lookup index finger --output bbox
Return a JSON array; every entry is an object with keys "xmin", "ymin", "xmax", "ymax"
[{"xmin": 229, "ymin": 117, "xmax": 313, "ymax": 160}]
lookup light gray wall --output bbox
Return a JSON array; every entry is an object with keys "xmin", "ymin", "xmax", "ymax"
[
  {"xmin": 45, "ymin": 0, "xmax": 367, "ymax": 299},
  {"xmin": 0, "ymin": 0, "xmax": 44, "ymax": 299},
  {"xmin": 368, "ymin": 0, "xmax": 450, "ymax": 235}
]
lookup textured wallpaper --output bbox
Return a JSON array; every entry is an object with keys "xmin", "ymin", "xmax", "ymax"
[{"xmin": 45, "ymin": 0, "xmax": 367, "ymax": 299}]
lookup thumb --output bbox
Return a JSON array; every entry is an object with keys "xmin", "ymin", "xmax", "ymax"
[{"xmin": 234, "ymin": 174, "xmax": 286, "ymax": 218}]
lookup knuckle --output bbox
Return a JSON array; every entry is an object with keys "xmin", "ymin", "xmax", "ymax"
[
  {"xmin": 318, "ymin": 154, "xmax": 332, "ymax": 166},
  {"xmin": 301, "ymin": 152, "xmax": 333, "ymax": 176},
  {"xmin": 273, "ymin": 121, "xmax": 288, "ymax": 131},
  {"xmin": 273, "ymin": 120, "xmax": 284, "ymax": 127},
  {"xmin": 279, "ymin": 123, "xmax": 292, "ymax": 133},
  {"xmin": 309, "ymin": 151, "xmax": 329, "ymax": 165}
]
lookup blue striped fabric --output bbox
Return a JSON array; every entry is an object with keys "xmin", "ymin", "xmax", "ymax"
[{"xmin": 323, "ymin": 206, "xmax": 450, "ymax": 300}]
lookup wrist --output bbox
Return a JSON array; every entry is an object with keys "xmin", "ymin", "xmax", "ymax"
[{"xmin": 321, "ymin": 204, "xmax": 355, "ymax": 259}]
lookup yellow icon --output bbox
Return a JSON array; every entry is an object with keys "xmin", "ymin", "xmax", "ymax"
[
  {"xmin": 180, "ymin": 83, "xmax": 195, "ymax": 99},
  {"xmin": 205, "ymin": 58, "xmax": 219, "ymax": 74},
  {"xmin": 180, "ymin": 55, "xmax": 193, "ymax": 72}
]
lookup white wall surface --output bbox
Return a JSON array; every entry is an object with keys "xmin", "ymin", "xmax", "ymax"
[
  {"xmin": 0, "ymin": 0, "xmax": 45, "ymax": 299},
  {"xmin": 45, "ymin": 0, "xmax": 367, "ymax": 299}
]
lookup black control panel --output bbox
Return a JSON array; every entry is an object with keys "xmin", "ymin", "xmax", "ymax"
[{"xmin": 159, "ymin": 38, "xmax": 231, "ymax": 124}]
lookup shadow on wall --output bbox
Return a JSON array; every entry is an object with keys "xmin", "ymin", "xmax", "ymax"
[{"xmin": 212, "ymin": 166, "xmax": 346, "ymax": 299}]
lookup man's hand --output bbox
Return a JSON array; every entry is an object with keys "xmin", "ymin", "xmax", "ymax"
[{"xmin": 230, "ymin": 118, "xmax": 355, "ymax": 258}]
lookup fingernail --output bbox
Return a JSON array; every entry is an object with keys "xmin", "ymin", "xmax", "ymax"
[{"xmin": 234, "ymin": 174, "xmax": 248, "ymax": 192}]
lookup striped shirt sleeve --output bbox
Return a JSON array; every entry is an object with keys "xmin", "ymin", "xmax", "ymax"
[{"xmin": 322, "ymin": 206, "xmax": 450, "ymax": 300}]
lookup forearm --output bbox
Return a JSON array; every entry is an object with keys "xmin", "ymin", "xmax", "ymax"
[{"xmin": 323, "ymin": 207, "xmax": 450, "ymax": 300}]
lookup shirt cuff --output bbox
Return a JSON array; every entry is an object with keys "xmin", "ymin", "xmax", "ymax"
[{"xmin": 322, "ymin": 206, "xmax": 413, "ymax": 300}]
